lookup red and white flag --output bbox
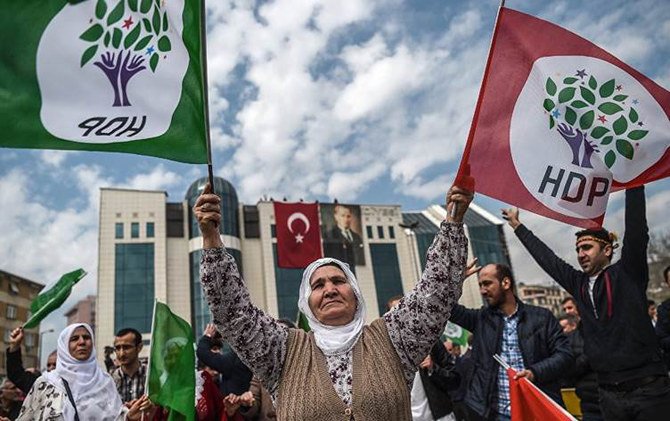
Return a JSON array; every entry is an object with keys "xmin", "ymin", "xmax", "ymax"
[
  {"xmin": 507, "ymin": 367, "xmax": 576, "ymax": 421},
  {"xmin": 456, "ymin": 7, "xmax": 670, "ymax": 227},
  {"xmin": 274, "ymin": 202, "xmax": 323, "ymax": 268}
]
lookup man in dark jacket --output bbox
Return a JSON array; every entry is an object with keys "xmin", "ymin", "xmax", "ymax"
[
  {"xmin": 656, "ymin": 265, "xmax": 670, "ymax": 370},
  {"xmin": 450, "ymin": 263, "xmax": 572, "ymax": 420},
  {"xmin": 411, "ymin": 341, "xmax": 461, "ymax": 420},
  {"xmin": 197, "ymin": 323, "xmax": 252, "ymax": 396},
  {"xmin": 503, "ymin": 186, "xmax": 670, "ymax": 420}
]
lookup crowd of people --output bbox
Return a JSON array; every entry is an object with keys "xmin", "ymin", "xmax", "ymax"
[{"xmin": 3, "ymin": 184, "xmax": 670, "ymax": 420}]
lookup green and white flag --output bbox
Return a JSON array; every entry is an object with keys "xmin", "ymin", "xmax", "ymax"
[
  {"xmin": 0, "ymin": 0, "xmax": 207, "ymax": 163},
  {"xmin": 24, "ymin": 268, "xmax": 87, "ymax": 329},
  {"xmin": 444, "ymin": 321, "xmax": 469, "ymax": 347},
  {"xmin": 147, "ymin": 301, "xmax": 195, "ymax": 421}
]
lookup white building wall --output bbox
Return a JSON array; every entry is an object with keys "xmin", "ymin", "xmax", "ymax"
[{"xmin": 97, "ymin": 188, "xmax": 167, "ymax": 361}]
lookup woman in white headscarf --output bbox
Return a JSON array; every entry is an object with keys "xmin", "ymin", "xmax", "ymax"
[
  {"xmin": 18, "ymin": 323, "xmax": 149, "ymax": 421},
  {"xmin": 195, "ymin": 184, "xmax": 472, "ymax": 420}
]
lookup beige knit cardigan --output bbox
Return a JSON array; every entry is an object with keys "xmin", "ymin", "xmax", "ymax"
[{"xmin": 276, "ymin": 318, "xmax": 411, "ymax": 421}]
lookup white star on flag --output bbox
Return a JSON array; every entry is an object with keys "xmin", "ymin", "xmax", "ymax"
[{"xmin": 294, "ymin": 233, "xmax": 304, "ymax": 243}]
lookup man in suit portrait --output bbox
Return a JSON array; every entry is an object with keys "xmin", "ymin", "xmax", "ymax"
[{"xmin": 323, "ymin": 204, "xmax": 365, "ymax": 269}]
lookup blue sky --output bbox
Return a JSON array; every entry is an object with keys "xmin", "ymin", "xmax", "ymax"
[{"xmin": 1, "ymin": 0, "xmax": 669, "ymax": 362}]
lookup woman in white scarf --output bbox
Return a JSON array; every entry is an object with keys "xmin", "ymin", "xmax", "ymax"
[
  {"xmin": 297, "ymin": 257, "xmax": 366, "ymax": 356},
  {"xmin": 18, "ymin": 323, "xmax": 148, "ymax": 421},
  {"xmin": 195, "ymin": 183, "xmax": 473, "ymax": 420}
]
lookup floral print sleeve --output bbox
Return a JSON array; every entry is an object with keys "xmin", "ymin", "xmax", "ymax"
[
  {"xmin": 200, "ymin": 248, "xmax": 288, "ymax": 395},
  {"xmin": 384, "ymin": 221, "xmax": 468, "ymax": 385}
]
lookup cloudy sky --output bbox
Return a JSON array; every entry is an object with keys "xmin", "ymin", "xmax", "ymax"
[{"xmin": 2, "ymin": 0, "xmax": 669, "ymax": 362}]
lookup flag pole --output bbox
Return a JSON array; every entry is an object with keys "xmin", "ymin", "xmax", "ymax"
[
  {"xmin": 199, "ymin": 0, "xmax": 215, "ymax": 188},
  {"xmin": 451, "ymin": 0, "xmax": 506, "ymax": 219}
]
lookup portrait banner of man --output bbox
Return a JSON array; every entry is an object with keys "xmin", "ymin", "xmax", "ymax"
[{"xmin": 320, "ymin": 203, "xmax": 366, "ymax": 268}]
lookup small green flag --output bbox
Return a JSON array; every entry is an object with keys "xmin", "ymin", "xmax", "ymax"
[
  {"xmin": 297, "ymin": 311, "xmax": 311, "ymax": 332},
  {"xmin": 444, "ymin": 321, "xmax": 470, "ymax": 346},
  {"xmin": 24, "ymin": 269, "xmax": 87, "ymax": 329},
  {"xmin": 147, "ymin": 301, "xmax": 195, "ymax": 421},
  {"xmin": 0, "ymin": 0, "xmax": 207, "ymax": 163}
]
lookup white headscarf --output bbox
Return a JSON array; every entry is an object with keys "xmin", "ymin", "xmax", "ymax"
[
  {"xmin": 43, "ymin": 323, "xmax": 124, "ymax": 420},
  {"xmin": 297, "ymin": 257, "xmax": 367, "ymax": 356}
]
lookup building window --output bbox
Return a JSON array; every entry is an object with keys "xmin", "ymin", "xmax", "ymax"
[
  {"xmin": 115, "ymin": 243, "xmax": 155, "ymax": 333},
  {"xmin": 388, "ymin": 226, "xmax": 395, "ymax": 239},
  {"xmin": 377, "ymin": 226, "xmax": 385, "ymax": 239},
  {"xmin": 115, "ymin": 223, "xmax": 124, "ymax": 239},
  {"xmin": 370, "ymin": 244, "xmax": 404, "ymax": 316},
  {"xmin": 272, "ymin": 245, "xmax": 303, "ymax": 320},
  {"xmin": 6, "ymin": 305, "xmax": 16, "ymax": 320},
  {"xmin": 131, "ymin": 222, "xmax": 140, "ymax": 238},
  {"xmin": 9, "ymin": 281, "xmax": 19, "ymax": 295},
  {"xmin": 271, "ymin": 224, "xmax": 276, "ymax": 238},
  {"xmin": 146, "ymin": 222, "xmax": 155, "ymax": 238},
  {"xmin": 366, "ymin": 226, "xmax": 374, "ymax": 239},
  {"xmin": 25, "ymin": 333, "xmax": 35, "ymax": 347},
  {"xmin": 3, "ymin": 329, "xmax": 11, "ymax": 343}
]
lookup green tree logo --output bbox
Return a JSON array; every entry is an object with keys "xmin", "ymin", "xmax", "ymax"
[
  {"xmin": 543, "ymin": 70, "xmax": 649, "ymax": 169},
  {"xmin": 79, "ymin": 0, "xmax": 172, "ymax": 107}
]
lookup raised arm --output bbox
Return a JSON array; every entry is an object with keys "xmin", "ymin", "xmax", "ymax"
[
  {"xmin": 619, "ymin": 186, "xmax": 648, "ymax": 289},
  {"xmin": 384, "ymin": 185, "xmax": 470, "ymax": 382},
  {"xmin": 503, "ymin": 208, "xmax": 583, "ymax": 296},
  {"xmin": 196, "ymin": 185, "xmax": 288, "ymax": 395}
]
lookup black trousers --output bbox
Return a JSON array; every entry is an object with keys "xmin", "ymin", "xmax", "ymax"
[{"xmin": 598, "ymin": 376, "xmax": 670, "ymax": 421}]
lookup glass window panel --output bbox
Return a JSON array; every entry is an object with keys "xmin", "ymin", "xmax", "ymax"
[
  {"xmin": 366, "ymin": 226, "xmax": 373, "ymax": 239},
  {"xmin": 388, "ymin": 226, "xmax": 395, "ymax": 239},
  {"xmin": 115, "ymin": 243, "xmax": 154, "ymax": 333},
  {"xmin": 370, "ymin": 244, "xmax": 404, "ymax": 316},
  {"xmin": 377, "ymin": 226, "xmax": 385, "ymax": 239},
  {"xmin": 115, "ymin": 223, "xmax": 124, "ymax": 239},
  {"xmin": 131, "ymin": 222, "xmax": 140, "ymax": 238},
  {"xmin": 146, "ymin": 222, "xmax": 155, "ymax": 238}
]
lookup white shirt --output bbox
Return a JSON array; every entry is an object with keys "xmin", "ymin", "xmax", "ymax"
[{"xmin": 411, "ymin": 372, "xmax": 456, "ymax": 421}]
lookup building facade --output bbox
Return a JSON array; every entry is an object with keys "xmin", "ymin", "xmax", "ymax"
[
  {"xmin": 0, "ymin": 270, "xmax": 44, "ymax": 377},
  {"xmin": 64, "ymin": 295, "xmax": 97, "ymax": 332},
  {"xmin": 517, "ymin": 283, "xmax": 572, "ymax": 316},
  {"xmin": 96, "ymin": 177, "xmax": 511, "ymax": 359}
]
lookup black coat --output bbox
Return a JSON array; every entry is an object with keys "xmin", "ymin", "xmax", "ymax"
[
  {"xmin": 563, "ymin": 327, "xmax": 600, "ymax": 415},
  {"xmin": 196, "ymin": 336, "xmax": 253, "ymax": 396},
  {"xmin": 656, "ymin": 299, "xmax": 670, "ymax": 369},
  {"xmin": 515, "ymin": 187, "xmax": 666, "ymax": 385},
  {"xmin": 418, "ymin": 341, "xmax": 461, "ymax": 419},
  {"xmin": 6, "ymin": 347, "xmax": 39, "ymax": 395},
  {"xmin": 450, "ymin": 300, "xmax": 573, "ymax": 418}
]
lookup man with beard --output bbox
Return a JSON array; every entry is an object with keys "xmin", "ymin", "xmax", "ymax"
[
  {"xmin": 449, "ymin": 263, "xmax": 572, "ymax": 420},
  {"xmin": 504, "ymin": 186, "xmax": 670, "ymax": 420}
]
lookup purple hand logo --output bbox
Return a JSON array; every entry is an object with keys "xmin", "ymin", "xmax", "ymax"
[
  {"xmin": 79, "ymin": 0, "xmax": 172, "ymax": 107},
  {"xmin": 543, "ymin": 70, "xmax": 648, "ymax": 169}
]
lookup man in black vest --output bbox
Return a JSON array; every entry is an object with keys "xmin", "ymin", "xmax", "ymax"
[{"xmin": 503, "ymin": 186, "xmax": 670, "ymax": 420}]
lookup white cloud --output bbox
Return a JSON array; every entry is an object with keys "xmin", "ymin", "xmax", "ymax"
[{"xmin": 39, "ymin": 150, "xmax": 70, "ymax": 167}]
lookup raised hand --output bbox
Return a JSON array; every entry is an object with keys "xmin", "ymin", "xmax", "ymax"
[
  {"xmin": 501, "ymin": 207, "xmax": 521, "ymax": 230},
  {"xmin": 446, "ymin": 185, "xmax": 474, "ymax": 223},
  {"xmin": 463, "ymin": 258, "xmax": 482, "ymax": 280}
]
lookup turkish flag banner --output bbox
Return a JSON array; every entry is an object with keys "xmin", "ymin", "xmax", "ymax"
[
  {"xmin": 274, "ymin": 202, "xmax": 323, "ymax": 269},
  {"xmin": 507, "ymin": 368, "xmax": 576, "ymax": 421},
  {"xmin": 457, "ymin": 7, "xmax": 670, "ymax": 227}
]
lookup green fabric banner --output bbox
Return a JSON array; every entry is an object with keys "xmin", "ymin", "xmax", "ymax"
[
  {"xmin": 444, "ymin": 321, "xmax": 470, "ymax": 346},
  {"xmin": 148, "ymin": 301, "xmax": 195, "ymax": 421},
  {"xmin": 0, "ymin": 0, "xmax": 207, "ymax": 163},
  {"xmin": 24, "ymin": 268, "xmax": 87, "ymax": 329}
]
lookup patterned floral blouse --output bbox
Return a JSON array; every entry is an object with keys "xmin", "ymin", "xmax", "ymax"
[{"xmin": 200, "ymin": 220, "xmax": 467, "ymax": 406}]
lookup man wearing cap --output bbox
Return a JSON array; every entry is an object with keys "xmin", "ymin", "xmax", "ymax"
[{"xmin": 503, "ymin": 186, "xmax": 670, "ymax": 421}]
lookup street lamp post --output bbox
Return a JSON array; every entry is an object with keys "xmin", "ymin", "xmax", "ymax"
[{"xmin": 38, "ymin": 328, "xmax": 55, "ymax": 369}]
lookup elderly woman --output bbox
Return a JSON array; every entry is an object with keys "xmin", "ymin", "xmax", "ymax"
[
  {"xmin": 195, "ymin": 185, "xmax": 472, "ymax": 420},
  {"xmin": 18, "ymin": 323, "xmax": 149, "ymax": 421}
]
